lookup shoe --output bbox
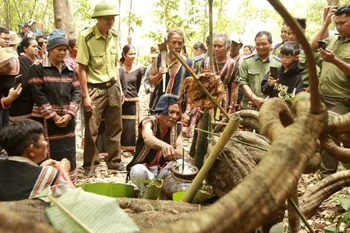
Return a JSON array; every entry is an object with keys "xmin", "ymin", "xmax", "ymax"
[
  {"xmin": 106, "ymin": 161, "xmax": 126, "ymax": 171},
  {"xmin": 84, "ymin": 167, "xmax": 96, "ymax": 177},
  {"xmin": 83, "ymin": 165, "xmax": 96, "ymax": 177}
]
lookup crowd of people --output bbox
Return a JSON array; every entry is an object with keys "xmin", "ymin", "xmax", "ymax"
[{"xmin": 0, "ymin": 2, "xmax": 349, "ymax": 201}]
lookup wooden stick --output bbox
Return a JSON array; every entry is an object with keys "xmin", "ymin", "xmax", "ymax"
[
  {"xmin": 288, "ymin": 197, "xmax": 315, "ymax": 233},
  {"xmin": 158, "ymin": 38, "xmax": 167, "ymax": 93}
]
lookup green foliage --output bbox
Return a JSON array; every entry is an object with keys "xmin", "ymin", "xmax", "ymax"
[
  {"xmin": 73, "ymin": 0, "xmax": 94, "ymax": 30},
  {"xmin": 122, "ymin": 12, "xmax": 143, "ymax": 34},
  {"xmin": 0, "ymin": 0, "xmax": 54, "ymax": 34},
  {"xmin": 328, "ymin": 190, "xmax": 350, "ymax": 232}
]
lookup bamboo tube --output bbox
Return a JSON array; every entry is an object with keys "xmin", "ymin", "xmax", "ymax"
[
  {"xmin": 208, "ymin": 0, "xmax": 213, "ymax": 71},
  {"xmin": 142, "ymin": 179, "xmax": 164, "ymax": 200},
  {"xmin": 181, "ymin": 116, "xmax": 240, "ymax": 203}
]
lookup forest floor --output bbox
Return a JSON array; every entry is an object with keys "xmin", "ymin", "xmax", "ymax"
[{"xmin": 74, "ymin": 84, "xmax": 349, "ymax": 232}]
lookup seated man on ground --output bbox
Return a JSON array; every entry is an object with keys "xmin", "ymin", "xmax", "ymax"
[
  {"xmin": 0, "ymin": 119, "xmax": 74, "ymax": 201},
  {"xmin": 126, "ymin": 94, "xmax": 183, "ymax": 195}
]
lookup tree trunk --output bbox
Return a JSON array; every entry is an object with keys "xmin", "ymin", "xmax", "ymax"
[{"xmin": 53, "ymin": 0, "xmax": 75, "ymax": 39}]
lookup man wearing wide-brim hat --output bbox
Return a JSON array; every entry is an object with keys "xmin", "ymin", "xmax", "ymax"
[{"xmin": 76, "ymin": 1, "xmax": 125, "ymax": 175}]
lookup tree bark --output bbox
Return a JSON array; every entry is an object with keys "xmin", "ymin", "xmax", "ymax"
[
  {"xmin": 0, "ymin": 200, "xmax": 58, "ymax": 233},
  {"xmin": 53, "ymin": 0, "xmax": 75, "ymax": 39},
  {"xmin": 0, "ymin": 198, "xmax": 206, "ymax": 231}
]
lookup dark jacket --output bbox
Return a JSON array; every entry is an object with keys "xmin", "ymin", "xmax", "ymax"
[{"xmin": 261, "ymin": 61, "xmax": 304, "ymax": 98}]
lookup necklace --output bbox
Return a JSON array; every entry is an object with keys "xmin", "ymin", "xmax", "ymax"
[{"xmin": 123, "ymin": 64, "xmax": 132, "ymax": 72}]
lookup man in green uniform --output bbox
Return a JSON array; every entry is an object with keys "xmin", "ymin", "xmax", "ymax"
[
  {"xmin": 239, "ymin": 31, "xmax": 281, "ymax": 110},
  {"xmin": 271, "ymin": 21, "xmax": 288, "ymax": 57},
  {"xmin": 310, "ymin": 5, "xmax": 350, "ymax": 178},
  {"xmin": 286, "ymin": 17, "xmax": 320, "ymax": 91},
  {"xmin": 76, "ymin": 2, "xmax": 125, "ymax": 174}
]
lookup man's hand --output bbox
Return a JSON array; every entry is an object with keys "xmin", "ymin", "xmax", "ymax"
[
  {"xmin": 252, "ymin": 96, "xmax": 265, "ymax": 110},
  {"xmin": 41, "ymin": 158, "xmax": 71, "ymax": 174},
  {"xmin": 83, "ymin": 96, "xmax": 95, "ymax": 112},
  {"xmin": 162, "ymin": 144, "xmax": 176, "ymax": 161},
  {"xmin": 121, "ymin": 92, "xmax": 125, "ymax": 104},
  {"xmin": 228, "ymin": 106, "xmax": 235, "ymax": 114},
  {"xmin": 40, "ymin": 159, "xmax": 58, "ymax": 167},
  {"xmin": 267, "ymin": 76, "xmax": 279, "ymax": 87},
  {"xmin": 55, "ymin": 158, "xmax": 71, "ymax": 174},
  {"xmin": 319, "ymin": 48, "xmax": 335, "ymax": 63},
  {"xmin": 323, "ymin": 6, "xmax": 337, "ymax": 26},
  {"xmin": 55, "ymin": 114, "xmax": 72, "ymax": 128},
  {"xmin": 158, "ymin": 66, "xmax": 168, "ymax": 75}
]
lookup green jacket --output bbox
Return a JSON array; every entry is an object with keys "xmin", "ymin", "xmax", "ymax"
[
  {"xmin": 239, "ymin": 54, "xmax": 281, "ymax": 109},
  {"xmin": 318, "ymin": 35, "xmax": 350, "ymax": 98},
  {"xmin": 76, "ymin": 25, "xmax": 119, "ymax": 83}
]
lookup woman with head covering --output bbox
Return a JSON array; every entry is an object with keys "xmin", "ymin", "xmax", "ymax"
[{"xmin": 28, "ymin": 29, "xmax": 81, "ymax": 182}]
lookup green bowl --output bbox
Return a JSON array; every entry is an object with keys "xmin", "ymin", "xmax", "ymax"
[
  {"xmin": 172, "ymin": 190, "xmax": 186, "ymax": 201},
  {"xmin": 80, "ymin": 183, "xmax": 138, "ymax": 198}
]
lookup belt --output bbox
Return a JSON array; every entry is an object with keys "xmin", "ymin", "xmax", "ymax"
[{"xmin": 88, "ymin": 79, "xmax": 116, "ymax": 89}]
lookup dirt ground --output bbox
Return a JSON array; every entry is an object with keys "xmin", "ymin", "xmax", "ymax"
[{"xmin": 74, "ymin": 84, "xmax": 349, "ymax": 232}]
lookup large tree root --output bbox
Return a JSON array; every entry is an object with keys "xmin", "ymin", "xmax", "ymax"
[
  {"xmin": 206, "ymin": 131, "xmax": 269, "ymax": 197},
  {"xmin": 139, "ymin": 93, "xmax": 328, "ymax": 233},
  {"xmin": 0, "ymin": 198, "xmax": 206, "ymax": 232},
  {"xmin": 0, "ymin": 201, "xmax": 58, "ymax": 233},
  {"xmin": 300, "ymin": 170, "xmax": 350, "ymax": 219}
]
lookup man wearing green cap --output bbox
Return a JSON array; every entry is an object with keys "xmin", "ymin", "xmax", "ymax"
[{"xmin": 76, "ymin": 2, "xmax": 125, "ymax": 174}]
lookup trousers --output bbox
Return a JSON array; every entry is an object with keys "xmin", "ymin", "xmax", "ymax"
[{"xmin": 83, "ymin": 84, "xmax": 123, "ymax": 167}]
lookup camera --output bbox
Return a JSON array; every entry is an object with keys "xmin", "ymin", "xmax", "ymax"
[{"xmin": 318, "ymin": 40, "xmax": 326, "ymax": 50}]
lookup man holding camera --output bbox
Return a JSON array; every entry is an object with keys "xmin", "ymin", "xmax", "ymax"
[{"xmin": 310, "ymin": 5, "xmax": 350, "ymax": 178}]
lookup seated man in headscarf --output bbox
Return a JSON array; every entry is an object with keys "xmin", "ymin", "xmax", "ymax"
[
  {"xmin": 0, "ymin": 119, "xmax": 74, "ymax": 201},
  {"xmin": 126, "ymin": 94, "xmax": 183, "ymax": 195}
]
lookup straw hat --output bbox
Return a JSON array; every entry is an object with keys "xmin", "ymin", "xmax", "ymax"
[
  {"xmin": 9, "ymin": 31, "xmax": 21, "ymax": 46},
  {"xmin": 0, "ymin": 47, "xmax": 13, "ymax": 69}
]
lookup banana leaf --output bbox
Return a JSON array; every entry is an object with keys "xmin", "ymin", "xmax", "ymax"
[
  {"xmin": 45, "ymin": 187, "xmax": 140, "ymax": 233},
  {"xmin": 79, "ymin": 183, "xmax": 138, "ymax": 198}
]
